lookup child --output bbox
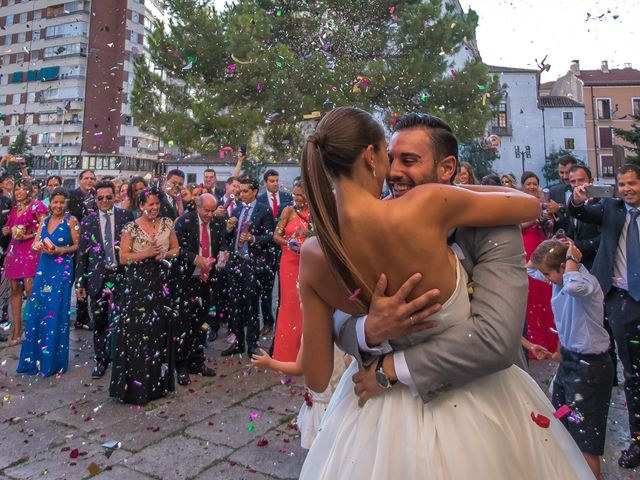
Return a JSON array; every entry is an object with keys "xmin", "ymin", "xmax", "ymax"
[
  {"xmin": 527, "ymin": 239, "xmax": 613, "ymax": 479},
  {"xmin": 251, "ymin": 342, "xmax": 348, "ymax": 449}
]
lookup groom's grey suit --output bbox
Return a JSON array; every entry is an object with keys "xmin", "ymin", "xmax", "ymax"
[{"xmin": 334, "ymin": 224, "xmax": 528, "ymax": 402}]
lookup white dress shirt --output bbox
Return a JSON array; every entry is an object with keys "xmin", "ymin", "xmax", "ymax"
[{"xmin": 99, "ymin": 208, "xmax": 116, "ymax": 268}]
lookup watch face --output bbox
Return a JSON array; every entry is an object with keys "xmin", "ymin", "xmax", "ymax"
[{"xmin": 375, "ymin": 370, "xmax": 390, "ymax": 389}]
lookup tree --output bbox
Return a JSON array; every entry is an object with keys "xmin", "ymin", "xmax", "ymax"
[
  {"xmin": 6, "ymin": 129, "xmax": 32, "ymax": 178},
  {"xmin": 542, "ymin": 148, "xmax": 575, "ymax": 185},
  {"xmin": 458, "ymin": 140, "xmax": 499, "ymax": 179},
  {"xmin": 613, "ymin": 114, "xmax": 640, "ymax": 165},
  {"xmin": 132, "ymin": 0, "xmax": 503, "ymax": 163}
]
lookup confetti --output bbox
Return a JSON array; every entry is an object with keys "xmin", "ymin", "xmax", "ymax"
[
  {"xmin": 530, "ymin": 411, "xmax": 550, "ymax": 428},
  {"xmin": 347, "ymin": 288, "xmax": 361, "ymax": 301}
]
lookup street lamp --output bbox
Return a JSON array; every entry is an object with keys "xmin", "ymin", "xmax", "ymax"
[
  {"xmin": 44, "ymin": 148, "xmax": 52, "ymax": 177},
  {"xmin": 514, "ymin": 145, "xmax": 531, "ymax": 174}
]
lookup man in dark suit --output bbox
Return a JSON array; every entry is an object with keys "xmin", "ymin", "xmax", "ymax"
[
  {"xmin": 75, "ymin": 180, "xmax": 134, "ymax": 378},
  {"xmin": 210, "ymin": 176, "xmax": 241, "ymax": 341},
  {"xmin": 568, "ymin": 163, "xmax": 640, "ymax": 469},
  {"xmin": 172, "ymin": 193, "xmax": 228, "ymax": 385},
  {"xmin": 255, "ymin": 169, "xmax": 293, "ymax": 335},
  {"xmin": 565, "ymin": 165, "xmax": 601, "ymax": 270},
  {"xmin": 547, "ymin": 154, "xmax": 578, "ymax": 234},
  {"xmin": 222, "ymin": 176, "xmax": 276, "ymax": 356},
  {"xmin": 158, "ymin": 169, "xmax": 186, "ymax": 220},
  {"xmin": 68, "ymin": 169, "xmax": 96, "ymax": 330}
]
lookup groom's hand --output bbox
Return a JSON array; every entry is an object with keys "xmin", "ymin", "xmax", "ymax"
[
  {"xmin": 365, "ymin": 273, "xmax": 442, "ymax": 346},
  {"xmin": 352, "ymin": 361, "xmax": 383, "ymax": 407}
]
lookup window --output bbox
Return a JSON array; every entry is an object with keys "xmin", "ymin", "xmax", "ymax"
[
  {"xmin": 633, "ymin": 98, "xmax": 640, "ymax": 117},
  {"xmin": 25, "ymin": 114, "xmax": 33, "ymax": 124},
  {"xmin": 1, "ymin": 55, "xmax": 8, "ymax": 66},
  {"xmin": 4, "ymin": 36, "xmax": 11, "ymax": 46},
  {"xmin": 132, "ymin": 11, "xmax": 140, "ymax": 23},
  {"xmin": 130, "ymin": 31, "xmax": 138, "ymax": 43},
  {"xmin": 124, "ymin": 136, "xmax": 133, "ymax": 147},
  {"xmin": 564, "ymin": 138, "xmax": 575, "ymax": 150},
  {"xmin": 34, "ymin": 10, "xmax": 42, "ymax": 20},
  {"xmin": 17, "ymin": 32, "xmax": 26, "ymax": 43},
  {"xmin": 16, "ymin": 52, "xmax": 24, "ymax": 63},
  {"xmin": 0, "ymin": 94, "xmax": 5, "ymax": 104},
  {"xmin": 45, "ymin": 21, "xmax": 89, "ymax": 39},
  {"xmin": 12, "ymin": 94, "xmax": 21, "ymax": 105},
  {"xmin": 19, "ymin": 13, "xmax": 27, "ymax": 24},
  {"xmin": 598, "ymin": 126, "xmax": 613, "ymax": 148},
  {"xmin": 187, "ymin": 173, "xmax": 197, "ymax": 184},
  {"xmin": 600, "ymin": 155, "xmax": 615, "ymax": 178},
  {"xmin": 0, "ymin": 74, "xmax": 8, "ymax": 85},
  {"xmin": 27, "ymin": 91, "xmax": 35, "ymax": 102},
  {"xmin": 43, "ymin": 42, "xmax": 87, "ymax": 58},
  {"xmin": 6, "ymin": 16, "xmax": 14, "ymax": 27},
  {"xmin": 562, "ymin": 111, "xmax": 573, "ymax": 127},
  {"xmin": 32, "ymin": 30, "xmax": 40, "ymax": 41},
  {"xmin": 596, "ymin": 98, "xmax": 611, "ymax": 120}
]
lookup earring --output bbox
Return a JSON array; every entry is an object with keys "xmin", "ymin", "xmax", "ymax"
[{"xmin": 372, "ymin": 167, "xmax": 377, "ymax": 178}]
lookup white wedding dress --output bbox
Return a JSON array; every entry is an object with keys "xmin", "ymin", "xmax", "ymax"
[{"xmin": 300, "ymin": 259, "xmax": 594, "ymax": 479}]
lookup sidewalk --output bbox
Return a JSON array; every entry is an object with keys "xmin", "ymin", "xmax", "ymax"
[{"xmin": 0, "ymin": 329, "xmax": 635, "ymax": 479}]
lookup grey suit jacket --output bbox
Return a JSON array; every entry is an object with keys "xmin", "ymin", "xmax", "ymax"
[{"xmin": 334, "ymin": 224, "xmax": 528, "ymax": 402}]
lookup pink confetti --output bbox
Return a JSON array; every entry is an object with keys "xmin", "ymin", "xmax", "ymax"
[
  {"xmin": 256, "ymin": 438, "xmax": 268, "ymax": 447},
  {"xmin": 553, "ymin": 405, "xmax": 571, "ymax": 419},
  {"xmin": 347, "ymin": 288, "xmax": 361, "ymax": 301}
]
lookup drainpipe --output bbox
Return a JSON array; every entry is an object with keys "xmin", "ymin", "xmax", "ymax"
[
  {"xmin": 590, "ymin": 85, "xmax": 599, "ymax": 180},
  {"xmin": 541, "ymin": 106, "xmax": 547, "ymax": 184}
]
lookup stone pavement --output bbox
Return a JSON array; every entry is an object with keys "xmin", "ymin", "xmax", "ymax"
[{"xmin": 0, "ymin": 328, "xmax": 637, "ymax": 480}]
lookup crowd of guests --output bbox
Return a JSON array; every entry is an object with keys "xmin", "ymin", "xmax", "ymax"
[{"xmin": 0, "ymin": 162, "xmax": 310, "ymax": 408}]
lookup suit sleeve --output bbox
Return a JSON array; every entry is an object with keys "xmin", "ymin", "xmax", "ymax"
[
  {"xmin": 253, "ymin": 209, "xmax": 276, "ymax": 246},
  {"xmin": 175, "ymin": 217, "xmax": 197, "ymax": 265},
  {"xmin": 75, "ymin": 217, "xmax": 91, "ymax": 288},
  {"xmin": 402, "ymin": 225, "xmax": 527, "ymax": 402},
  {"xmin": 567, "ymin": 197, "xmax": 604, "ymax": 225}
]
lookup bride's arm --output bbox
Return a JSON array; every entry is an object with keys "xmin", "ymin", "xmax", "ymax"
[
  {"xmin": 300, "ymin": 241, "xmax": 335, "ymax": 393},
  {"xmin": 413, "ymin": 184, "xmax": 539, "ymax": 230}
]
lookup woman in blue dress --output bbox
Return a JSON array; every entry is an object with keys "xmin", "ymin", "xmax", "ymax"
[{"xmin": 17, "ymin": 188, "xmax": 79, "ymax": 377}]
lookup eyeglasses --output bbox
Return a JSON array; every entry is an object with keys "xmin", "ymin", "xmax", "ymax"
[{"xmin": 96, "ymin": 195, "xmax": 114, "ymax": 201}]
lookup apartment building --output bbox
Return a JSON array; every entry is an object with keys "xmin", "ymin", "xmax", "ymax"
[{"xmin": 0, "ymin": 0, "xmax": 165, "ymax": 183}]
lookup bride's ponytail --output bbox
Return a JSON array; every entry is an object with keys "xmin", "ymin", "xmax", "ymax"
[{"xmin": 301, "ymin": 107, "xmax": 385, "ymax": 303}]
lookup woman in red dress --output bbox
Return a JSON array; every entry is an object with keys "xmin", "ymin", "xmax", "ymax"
[
  {"xmin": 272, "ymin": 183, "xmax": 312, "ymax": 362},
  {"xmin": 520, "ymin": 171, "xmax": 558, "ymax": 357}
]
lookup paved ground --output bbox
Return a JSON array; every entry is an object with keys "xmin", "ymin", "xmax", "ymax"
[{"xmin": 0, "ymin": 328, "xmax": 637, "ymax": 479}]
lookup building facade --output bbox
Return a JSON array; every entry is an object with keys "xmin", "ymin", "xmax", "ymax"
[
  {"xmin": 549, "ymin": 60, "xmax": 640, "ymax": 182},
  {"xmin": 0, "ymin": 0, "xmax": 165, "ymax": 183},
  {"xmin": 539, "ymin": 96, "xmax": 587, "ymax": 164},
  {"xmin": 487, "ymin": 65, "xmax": 546, "ymax": 183}
]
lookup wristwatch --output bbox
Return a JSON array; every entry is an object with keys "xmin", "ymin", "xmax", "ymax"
[
  {"xmin": 565, "ymin": 255, "xmax": 580, "ymax": 264},
  {"xmin": 375, "ymin": 355, "xmax": 397, "ymax": 389}
]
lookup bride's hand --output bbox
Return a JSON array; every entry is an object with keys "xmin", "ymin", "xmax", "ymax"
[{"xmin": 352, "ymin": 361, "xmax": 384, "ymax": 407}]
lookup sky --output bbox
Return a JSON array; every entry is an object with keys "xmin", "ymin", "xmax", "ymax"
[
  {"xmin": 459, "ymin": 0, "xmax": 639, "ymax": 81},
  {"xmin": 213, "ymin": 0, "xmax": 638, "ymax": 82}
]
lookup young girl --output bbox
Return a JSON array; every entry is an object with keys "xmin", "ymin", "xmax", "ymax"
[
  {"xmin": 251, "ymin": 342, "xmax": 348, "ymax": 449},
  {"xmin": 528, "ymin": 239, "xmax": 613, "ymax": 479}
]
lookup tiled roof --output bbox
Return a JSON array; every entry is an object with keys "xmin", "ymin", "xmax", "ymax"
[
  {"xmin": 539, "ymin": 96, "xmax": 583, "ymax": 108},
  {"xmin": 487, "ymin": 65, "xmax": 540, "ymax": 74},
  {"xmin": 576, "ymin": 68, "xmax": 640, "ymax": 86}
]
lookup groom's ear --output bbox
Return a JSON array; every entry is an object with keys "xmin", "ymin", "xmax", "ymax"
[{"xmin": 437, "ymin": 156, "xmax": 457, "ymax": 184}]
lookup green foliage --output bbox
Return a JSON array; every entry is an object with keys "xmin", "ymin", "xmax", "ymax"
[
  {"xmin": 7, "ymin": 129, "xmax": 32, "ymax": 178},
  {"xmin": 458, "ymin": 140, "xmax": 499, "ymax": 179},
  {"xmin": 132, "ymin": 0, "xmax": 503, "ymax": 163},
  {"xmin": 542, "ymin": 148, "xmax": 582, "ymax": 185},
  {"xmin": 613, "ymin": 114, "xmax": 640, "ymax": 165}
]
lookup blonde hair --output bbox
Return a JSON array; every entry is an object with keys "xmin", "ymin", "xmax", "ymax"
[{"xmin": 301, "ymin": 107, "xmax": 385, "ymax": 302}]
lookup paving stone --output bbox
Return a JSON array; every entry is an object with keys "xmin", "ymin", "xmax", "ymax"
[
  {"xmin": 242, "ymin": 383, "xmax": 304, "ymax": 416},
  {"xmin": 0, "ymin": 417, "xmax": 75, "ymax": 470},
  {"xmin": 3, "ymin": 434, "xmax": 131, "ymax": 480},
  {"xmin": 193, "ymin": 461, "xmax": 273, "ymax": 480},
  {"xmin": 145, "ymin": 388, "xmax": 230, "ymax": 424},
  {"xmin": 45, "ymin": 398, "xmax": 135, "ymax": 433},
  {"xmin": 91, "ymin": 465, "xmax": 156, "ymax": 480},
  {"xmin": 125, "ymin": 435, "xmax": 232, "ymax": 479},
  {"xmin": 87, "ymin": 408, "xmax": 191, "ymax": 453},
  {"xmin": 229, "ymin": 428, "xmax": 307, "ymax": 479},
  {"xmin": 185, "ymin": 405, "xmax": 283, "ymax": 449}
]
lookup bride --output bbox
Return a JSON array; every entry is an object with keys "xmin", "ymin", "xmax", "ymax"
[{"xmin": 298, "ymin": 107, "xmax": 593, "ymax": 479}]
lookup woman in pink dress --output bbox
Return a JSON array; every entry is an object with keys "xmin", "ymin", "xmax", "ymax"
[
  {"xmin": 271, "ymin": 183, "xmax": 312, "ymax": 362},
  {"xmin": 1, "ymin": 179, "xmax": 48, "ymax": 345},
  {"xmin": 520, "ymin": 171, "xmax": 558, "ymax": 357}
]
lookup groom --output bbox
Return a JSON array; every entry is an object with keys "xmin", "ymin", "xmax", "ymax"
[{"xmin": 335, "ymin": 113, "xmax": 528, "ymax": 404}]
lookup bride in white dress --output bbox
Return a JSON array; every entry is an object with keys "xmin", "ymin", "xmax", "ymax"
[{"xmin": 297, "ymin": 107, "xmax": 594, "ymax": 479}]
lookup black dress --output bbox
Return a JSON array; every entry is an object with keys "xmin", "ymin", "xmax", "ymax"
[{"xmin": 109, "ymin": 218, "xmax": 176, "ymax": 405}]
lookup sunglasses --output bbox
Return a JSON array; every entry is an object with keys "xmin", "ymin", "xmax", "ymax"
[{"xmin": 96, "ymin": 195, "xmax": 114, "ymax": 201}]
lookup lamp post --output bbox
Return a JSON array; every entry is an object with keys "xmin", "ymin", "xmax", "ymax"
[
  {"xmin": 44, "ymin": 148, "xmax": 52, "ymax": 178},
  {"xmin": 56, "ymin": 106, "xmax": 66, "ymax": 176},
  {"xmin": 514, "ymin": 145, "xmax": 531, "ymax": 174}
]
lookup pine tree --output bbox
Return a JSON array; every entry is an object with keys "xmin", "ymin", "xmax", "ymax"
[
  {"xmin": 133, "ymin": 0, "xmax": 503, "ymax": 162},
  {"xmin": 542, "ymin": 148, "xmax": 581, "ymax": 185},
  {"xmin": 613, "ymin": 114, "xmax": 640, "ymax": 165},
  {"xmin": 6, "ymin": 129, "xmax": 32, "ymax": 178}
]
